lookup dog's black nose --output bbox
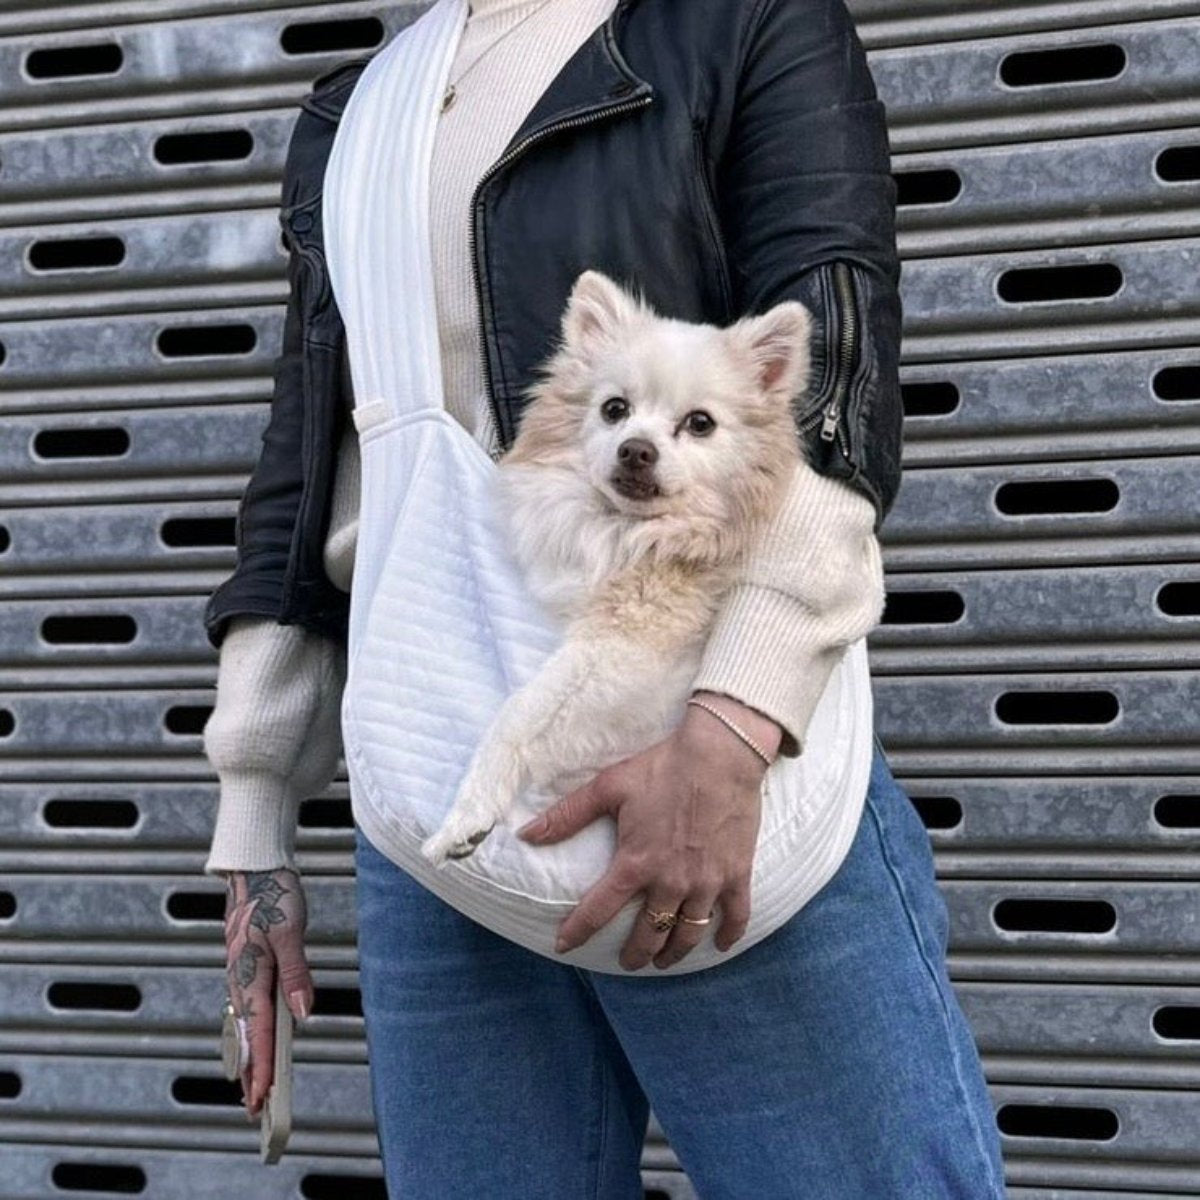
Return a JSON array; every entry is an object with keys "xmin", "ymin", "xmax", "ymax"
[{"xmin": 617, "ymin": 437, "xmax": 658, "ymax": 469}]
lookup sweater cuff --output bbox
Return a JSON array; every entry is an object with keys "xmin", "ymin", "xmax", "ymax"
[
  {"xmin": 203, "ymin": 770, "xmax": 299, "ymax": 875},
  {"xmin": 691, "ymin": 582, "xmax": 847, "ymax": 759}
]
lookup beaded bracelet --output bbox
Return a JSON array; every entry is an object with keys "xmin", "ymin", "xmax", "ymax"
[{"xmin": 685, "ymin": 697, "xmax": 776, "ymax": 768}]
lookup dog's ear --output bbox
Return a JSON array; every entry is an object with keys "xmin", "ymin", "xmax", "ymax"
[
  {"xmin": 562, "ymin": 270, "xmax": 639, "ymax": 353},
  {"xmin": 727, "ymin": 300, "xmax": 812, "ymax": 403}
]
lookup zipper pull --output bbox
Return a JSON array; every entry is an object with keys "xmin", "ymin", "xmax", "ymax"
[{"xmin": 819, "ymin": 404, "xmax": 839, "ymax": 442}]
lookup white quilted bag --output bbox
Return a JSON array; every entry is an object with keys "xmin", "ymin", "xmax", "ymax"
[{"xmin": 324, "ymin": 0, "xmax": 876, "ymax": 974}]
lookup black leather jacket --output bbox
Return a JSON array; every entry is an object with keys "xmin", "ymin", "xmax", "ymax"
[{"xmin": 204, "ymin": 0, "xmax": 902, "ymax": 651}]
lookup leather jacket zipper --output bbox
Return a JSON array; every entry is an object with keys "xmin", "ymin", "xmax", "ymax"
[
  {"xmin": 798, "ymin": 260, "xmax": 855, "ymax": 459},
  {"xmin": 468, "ymin": 91, "xmax": 653, "ymax": 460}
]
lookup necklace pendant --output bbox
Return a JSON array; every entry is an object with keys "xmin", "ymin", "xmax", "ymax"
[{"xmin": 441, "ymin": 84, "xmax": 456, "ymax": 113}]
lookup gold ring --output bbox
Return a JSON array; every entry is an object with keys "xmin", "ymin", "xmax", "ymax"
[
  {"xmin": 644, "ymin": 906, "xmax": 679, "ymax": 933},
  {"xmin": 678, "ymin": 911, "xmax": 714, "ymax": 926}
]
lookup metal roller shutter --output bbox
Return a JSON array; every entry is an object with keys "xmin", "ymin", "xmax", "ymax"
[{"xmin": 0, "ymin": 1, "xmax": 1196, "ymax": 1195}]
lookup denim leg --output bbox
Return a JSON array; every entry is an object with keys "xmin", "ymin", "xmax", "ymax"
[
  {"xmin": 588, "ymin": 737, "xmax": 1007, "ymax": 1200},
  {"xmin": 353, "ymin": 827, "xmax": 649, "ymax": 1200}
]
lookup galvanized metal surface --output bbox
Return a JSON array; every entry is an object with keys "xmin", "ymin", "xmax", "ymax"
[
  {"xmin": 881, "ymin": 455, "xmax": 1200, "ymax": 570},
  {"xmin": 896, "ymin": 347, "xmax": 1200, "ymax": 466},
  {"xmin": 873, "ymin": 16, "xmax": 1200, "ymax": 151},
  {"xmin": 1, "ymin": 0, "xmax": 1197, "ymax": 1195},
  {"xmin": 850, "ymin": 0, "xmax": 1200, "ymax": 46},
  {"xmin": 8, "ymin": 0, "xmax": 1200, "ymax": 50},
  {"xmin": 893, "ymin": 775, "xmax": 1200, "ymax": 880},
  {"xmin": 960, "ymin": 982, "xmax": 1200, "ymax": 1088},
  {"xmin": 0, "ymin": 6, "xmax": 406, "ymax": 134},
  {"xmin": 0, "ymin": 110, "xmax": 291, "ymax": 228},
  {"xmin": 0, "ymin": 781, "xmax": 353, "ymax": 875},
  {"xmin": 0, "ymin": 310, "xmax": 280, "ymax": 408}
]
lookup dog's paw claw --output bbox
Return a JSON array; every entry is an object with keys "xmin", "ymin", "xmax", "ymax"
[{"xmin": 421, "ymin": 822, "xmax": 495, "ymax": 867}]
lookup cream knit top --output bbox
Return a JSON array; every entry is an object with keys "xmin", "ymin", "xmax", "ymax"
[{"xmin": 202, "ymin": 0, "xmax": 887, "ymax": 875}]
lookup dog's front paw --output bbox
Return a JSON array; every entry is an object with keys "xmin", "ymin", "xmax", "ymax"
[{"xmin": 420, "ymin": 818, "xmax": 496, "ymax": 867}]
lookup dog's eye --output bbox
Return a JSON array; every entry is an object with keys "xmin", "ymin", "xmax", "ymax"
[
  {"xmin": 600, "ymin": 396, "xmax": 629, "ymax": 423},
  {"xmin": 684, "ymin": 410, "xmax": 716, "ymax": 437}
]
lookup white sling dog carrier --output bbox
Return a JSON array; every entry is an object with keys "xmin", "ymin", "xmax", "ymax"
[{"xmin": 325, "ymin": 0, "xmax": 876, "ymax": 974}]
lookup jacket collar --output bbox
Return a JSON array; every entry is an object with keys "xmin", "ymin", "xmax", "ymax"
[
  {"xmin": 501, "ymin": 0, "xmax": 653, "ymax": 148},
  {"xmin": 302, "ymin": 0, "xmax": 651, "ymax": 128}
]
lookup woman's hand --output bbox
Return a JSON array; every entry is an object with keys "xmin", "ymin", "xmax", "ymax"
[
  {"xmin": 517, "ymin": 692, "xmax": 782, "ymax": 970},
  {"xmin": 222, "ymin": 868, "xmax": 315, "ymax": 1118}
]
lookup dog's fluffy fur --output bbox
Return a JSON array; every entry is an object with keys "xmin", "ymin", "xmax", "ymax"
[{"xmin": 421, "ymin": 269, "xmax": 810, "ymax": 865}]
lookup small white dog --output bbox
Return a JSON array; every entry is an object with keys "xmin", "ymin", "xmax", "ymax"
[{"xmin": 421, "ymin": 269, "xmax": 810, "ymax": 866}]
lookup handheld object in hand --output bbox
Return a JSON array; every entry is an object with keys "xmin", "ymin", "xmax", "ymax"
[
  {"xmin": 219, "ymin": 982, "xmax": 294, "ymax": 1163},
  {"xmin": 260, "ymin": 976, "xmax": 294, "ymax": 1163},
  {"xmin": 220, "ymin": 997, "xmax": 239, "ymax": 1081}
]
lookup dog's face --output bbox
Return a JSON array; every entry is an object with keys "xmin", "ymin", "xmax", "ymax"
[{"xmin": 507, "ymin": 271, "xmax": 811, "ymax": 535}]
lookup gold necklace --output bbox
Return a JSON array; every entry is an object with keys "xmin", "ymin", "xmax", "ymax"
[{"xmin": 441, "ymin": 0, "xmax": 558, "ymax": 113}]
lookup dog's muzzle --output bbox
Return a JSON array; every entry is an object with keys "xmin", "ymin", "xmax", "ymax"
[
  {"xmin": 610, "ymin": 471, "xmax": 660, "ymax": 500},
  {"xmin": 611, "ymin": 437, "xmax": 660, "ymax": 500}
]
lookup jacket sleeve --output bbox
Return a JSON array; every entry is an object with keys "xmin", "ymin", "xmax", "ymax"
[
  {"xmin": 717, "ymin": 0, "xmax": 903, "ymax": 528},
  {"xmin": 202, "ymin": 215, "xmax": 308, "ymax": 650},
  {"xmin": 689, "ymin": 0, "xmax": 899, "ymax": 755},
  {"xmin": 202, "ymin": 73, "xmax": 346, "ymax": 651}
]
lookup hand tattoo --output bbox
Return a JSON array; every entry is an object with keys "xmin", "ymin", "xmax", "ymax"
[{"xmin": 225, "ymin": 870, "xmax": 293, "ymax": 990}]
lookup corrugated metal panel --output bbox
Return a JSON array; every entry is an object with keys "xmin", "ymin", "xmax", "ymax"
[
  {"xmin": 1, "ymin": 0, "xmax": 1196, "ymax": 1193},
  {"xmin": 873, "ymin": 16, "xmax": 1200, "ymax": 150}
]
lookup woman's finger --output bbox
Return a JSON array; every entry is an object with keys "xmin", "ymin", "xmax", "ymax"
[
  {"xmin": 228, "ymin": 935, "xmax": 275, "ymax": 1115},
  {"xmin": 240, "ymin": 1057, "xmax": 253, "ymax": 1119},
  {"xmin": 226, "ymin": 931, "xmax": 264, "ymax": 1114},
  {"xmin": 238, "ymin": 1009, "xmax": 256, "ymax": 1120},
  {"xmin": 519, "ymin": 771, "xmax": 618, "ymax": 845},
  {"xmin": 652, "ymin": 893, "xmax": 720, "ymax": 969},
  {"xmin": 271, "ymin": 903, "xmax": 314, "ymax": 1023},
  {"xmin": 555, "ymin": 859, "xmax": 641, "ymax": 953},
  {"xmin": 618, "ymin": 889, "xmax": 688, "ymax": 972},
  {"xmin": 273, "ymin": 931, "xmax": 314, "ymax": 1023},
  {"xmin": 714, "ymin": 879, "xmax": 752, "ymax": 952},
  {"xmin": 243, "ymin": 974, "xmax": 276, "ymax": 1117},
  {"xmin": 226, "ymin": 971, "xmax": 255, "ymax": 1115}
]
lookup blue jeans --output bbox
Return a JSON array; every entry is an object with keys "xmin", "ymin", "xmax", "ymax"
[{"xmin": 354, "ymin": 736, "xmax": 1007, "ymax": 1199}]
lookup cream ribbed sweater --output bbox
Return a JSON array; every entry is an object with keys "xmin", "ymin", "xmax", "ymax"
[{"xmin": 202, "ymin": 0, "xmax": 886, "ymax": 875}]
